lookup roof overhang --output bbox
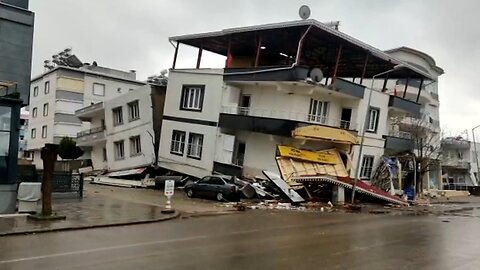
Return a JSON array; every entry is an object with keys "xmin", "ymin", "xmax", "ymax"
[{"xmin": 170, "ymin": 20, "xmax": 436, "ymax": 81}]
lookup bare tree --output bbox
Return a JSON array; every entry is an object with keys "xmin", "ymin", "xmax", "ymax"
[{"xmin": 388, "ymin": 114, "xmax": 443, "ymax": 192}]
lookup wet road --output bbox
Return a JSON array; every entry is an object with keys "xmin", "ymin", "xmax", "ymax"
[{"xmin": 1, "ymin": 210, "xmax": 480, "ymax": 270}]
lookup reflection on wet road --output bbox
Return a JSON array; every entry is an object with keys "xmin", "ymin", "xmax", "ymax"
[{"xmin": 1, "ymin": 211, "xmax": 480, "ymax": 270}]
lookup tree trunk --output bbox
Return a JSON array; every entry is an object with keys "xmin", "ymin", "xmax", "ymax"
[{"xmin": 41, "ymin": 144, "xmax": 59, "ymax": 216}]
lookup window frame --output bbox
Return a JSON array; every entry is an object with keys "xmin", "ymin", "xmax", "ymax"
[
  {"xmin": 127, "ymin": 100, "xmax": 140, "ymax": 122},
  {"xmin": 43, "ymin": 103, "xmax": 49, "ymax": 117},
  {"xmin": 366, "ymin": 107, "xmax": 380, "ymax": 133},
  {"xmin": 112, "ymin": 106, "xmax": 124, "ymax": 126},
  {"xmin": 32, "ymin": 107, "xmax": 37, "ymax": 118},
  {"xmin": 31, "ymin": 128, "xmax": 36, "ymax": 139},
  {"xmin": 113, "ymin": 140, "xmax": 125, "ymax": 160},
  {"xmin": 41, "ymin": 125, "xmax": 47, "ymax": 138},
  {"xmin": 360, "ymin": 155, "xmax": 375, "ymax": 179},
  {"xmin": 187, "ymin": 133, "xmax": 204, "ymax": 160},
  {"xmin": 33, "ymin": 86, "xmax": 38, "ymax": 97},
  {"xmin": 129, "ymin": 135, "xmax": 142, "ymax": 157},
  {"xmin": 179, "ymin": 85, "xmax": 205, "ymax": 112},
  {"xmin": 308, "ymin": 99, "xmax": 329, "ymax": 124},
  {"xmin": 92, "ymin": 83, "xmax": 106, "ymax": 96},
  {"xmin": 170, "ymin": 130, "xmax": 186, "ymax": 156},
  {"xmin": 44, "ymin": 81, "xmax": 50, "ymax": 94}
]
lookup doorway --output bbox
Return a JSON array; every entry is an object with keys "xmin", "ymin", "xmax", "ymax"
[
  {"xmin": 340, "ymin": 108, "xmax": 352, "ymax": 129},
  {"xmin": 239, "ymin": 95, "xmax": 251, "ymax": 115},
  {"xmin": 233, "ymin": 141, "xmax": 246, "ymax": 166}
]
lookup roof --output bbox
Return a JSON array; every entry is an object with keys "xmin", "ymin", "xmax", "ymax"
[
  {"xmin": 385, "ymin": 46, "xmax": 444, "ymax": 75},
  {"xmin": 31, "ymin": 66, "xmax": 146, "ymax": 85},
  {"xmin": 170, "ymin": 19, "xmax": 436, "ymax": 81}
]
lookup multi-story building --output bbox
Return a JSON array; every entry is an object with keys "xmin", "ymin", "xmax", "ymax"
[
  {"xmin": 27, "ymin": 62, "xmax": 145, "ymax": 169},
  {"xmin": 158, "ymin": 19, "xmax": 435, "ymax": 185},
  {"xmin": 0, "ymin": 0, "xmax": 34, "ymax": 213},
  {"xmin": 441, "ymin": 137, "xmax": 479, "ymax": 190},
  {"xmin": 75, "ymin": 83, "xmax": 166, "ymax": 172}
]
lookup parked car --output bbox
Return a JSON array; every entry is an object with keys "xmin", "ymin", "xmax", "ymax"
[{"xmin": 184, "ymin": 175, "xmax": 239, "ymax": 201}]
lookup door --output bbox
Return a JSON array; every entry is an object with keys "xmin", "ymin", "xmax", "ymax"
[
  {"xmin": 195, "ymin": 176, "xmax": 211, "ymax": 196},
  {"xmin": 340, "ymin": 108, "xmax": 352, "ymax": 129},
  {"xmin": 206, "ymin": 177, "xmax": 225, "ymax": 198},
  {"xmin": 239, "ymin": 95, "xmax": 251, "ymax": 115}
]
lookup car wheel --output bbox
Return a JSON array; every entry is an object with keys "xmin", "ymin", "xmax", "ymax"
[
  {"xmin": 216, "ymin": 192, "xmax": 224, "ymax": 201},
  {"xmin": 186, "ymin": 189, "xmax": 194, "ymax": 198}
]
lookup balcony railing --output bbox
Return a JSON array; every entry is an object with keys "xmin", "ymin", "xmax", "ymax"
[
  {"xmin": 388, "ymin": 130, "xmax": 413, "ymax": 139},
  {"xmin": 77, "ymin": 126, "xmax": 106, "ymax": 138},
  {"xmin": 221, "ymin": 106, "xmax": 358, "ymax": 130},
  {"xmin": 75, "ymin": 102, "xmax": 104, "ymax": 121},
  {"xmin": 442, "ymin": 160, "xmax": 470, "ymax": 169}
]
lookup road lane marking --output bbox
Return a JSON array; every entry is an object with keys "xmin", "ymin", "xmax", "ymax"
[{"xmin": 0, "ymin": 235, "xmax": 208, "ymax": 265}]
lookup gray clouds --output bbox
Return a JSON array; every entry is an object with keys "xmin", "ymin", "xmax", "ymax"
[{"xmin": 30, "ymin": 0, "xmax": 480, "ymax": 133}]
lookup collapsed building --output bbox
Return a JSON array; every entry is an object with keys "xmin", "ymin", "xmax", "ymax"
[{"xmin": 157, "ymin": 19, "xmax": 442, "ymax": 204}]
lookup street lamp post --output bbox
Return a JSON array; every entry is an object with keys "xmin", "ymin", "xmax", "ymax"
[
  {"xmin": 351, "ymin": 65, "xmax": 404, "ymax": 204},
  {"xmin": 472, "ymin": 125, "xmax": 480, "ymax": 185}
]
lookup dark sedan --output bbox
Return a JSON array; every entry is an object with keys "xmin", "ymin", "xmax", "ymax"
[{"xmin": 184, "ymin": 175, "xmax": 239, "ymax": 201}]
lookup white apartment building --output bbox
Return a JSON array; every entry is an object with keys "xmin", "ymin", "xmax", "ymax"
[
  {"xmin": 27, "ymin": 64, "xmax": 145, "ymax": 169},
  {"xmin": 75, "ymin": 84, "xmax": 165, "ymax": 172},
  {"xmin": 158, "ymin": 20, "xmax": 438, "ymax": 185},
  {"xmin": 441, "ymin": 137, "xmax": 480, "ymax": 189}
]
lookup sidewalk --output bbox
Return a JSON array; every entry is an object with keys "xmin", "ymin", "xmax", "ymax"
[{"xmin": 0, "ymin": 188, "xmax": 179, "ymax": 237}]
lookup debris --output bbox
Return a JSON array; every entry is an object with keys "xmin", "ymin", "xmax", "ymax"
[{"xmin": 262, "ymin": 171, "xmax": 305, "ymax": 203}]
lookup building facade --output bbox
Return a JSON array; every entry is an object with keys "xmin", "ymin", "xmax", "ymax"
[
  {"xmin": 75, "ymin": 84, "xmax": 166, "ymax": 172},
  {"xmin": 441, "ymin": 137, "xmax": 479, "ymax": 189},
  {"xmin": 158, "ymin": 20, "xmax": 436, "ymax": 186},
  {"xmin": 27, "ymin": 65, "xmax": 145, "ymax": 169},
  {"xmin": 0, "ymin": 0, "xmax": 34, "ymax": 213}
]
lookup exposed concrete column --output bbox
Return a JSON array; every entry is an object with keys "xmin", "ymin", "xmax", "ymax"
[{"xmin": 332, "ymin": 185, "xmax": 345, "ymax": 205}]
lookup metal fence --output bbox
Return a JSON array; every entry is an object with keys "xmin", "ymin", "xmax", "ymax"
[{"xmin": 20, "ymin": 170, "xmax": 84, "ymax": 198}]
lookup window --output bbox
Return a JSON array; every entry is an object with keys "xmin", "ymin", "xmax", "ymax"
[
  {"xmin": 43, "ymin": 103, "xmax": 49, "ymax": 116},
  {"xmin": 44, "ymin": 81, "xmax": 50, "ymax": 94},
  {"xmin": 31, "ymin": 128, "xmax": 36, "ymax": 139},
  {"xmin": 114, "ymin": 140, "xmax": 125, "ymax": 160},
  {"xmin": 33, "ymin": 86, "xmax": 38, "ymax": 97},
  {"xmin": 102, "ymin": 147, "xmax": 107, "ymax": 162},
  {"xmin": 180, "ymin": 85, "xmax": 205, "ymax": 111},
  {"xmin": 130, "ymin": 136, "xmax": 141, "ymax": 156},
  {"xmin": 360, "ymin": 155, "xmax": 375, "ymax": 179},
  {"xmin": 208, "ymin": 177, "xmax": 226, "ymax": 185},
  {"xmin": 308, "ymin": 99, "xmax": 329, "ymax": 124},
  {"xmin": 366, "ymin": 108, "xmax": 380, "ymax": 132},
  {"xmin": 128, "ymin": 100, "xmax": 140, "ymax": 121},
  {"xmin": 93, "ymin": 83, "xmax": 105, "ymax": 96},
  {"xmin": 187, "ymin": 133, "xmax": 204, "ymax": 159},
  {"xmin": 170, "ymin": 130, "xmax": 186, "ymax": 155},
  {"xmin": 112, "ymin": 107, "xmax": 123, "ymax": 126},
  {"xmin": 32, "ymin": 107, "xmax": 37, "ymax": 118},
  {"xmin": 41, "ymin": 125, "xmax": 47, "ymax": 138}
]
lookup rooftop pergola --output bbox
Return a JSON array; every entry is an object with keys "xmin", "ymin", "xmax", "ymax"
[{"xmin": 170, "ymin": 19, "xmax": 435, "ymax": 83}]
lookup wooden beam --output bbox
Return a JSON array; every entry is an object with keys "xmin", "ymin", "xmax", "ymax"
[
  {"xmin": 402, "ymin": 77, "xmax": 410, "ymax": 98},
  {"xmin": 416, "ymin": 78, "xmax": 424, "ymax": 103},
  {"xmin": 254, "ymin": 36, "xmax": 262, "ymax": 67},
  {"xmin": 331, "ymin": 45, "xmax": 343, "ymax": 84},
  {"xmin": 359, "ymin": 53, "xmax": 369, "ymax": 85},
  {"xmin": 172, "ymin": 42, "xmax": 179, "ymax": 69},
  {"xmin": 196, "ymin": 47, "xmax": 203, "ymax": 69}
]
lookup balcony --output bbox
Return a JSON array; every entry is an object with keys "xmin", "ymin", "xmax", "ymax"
[
  {"xmin": 76, "ymin": 126, "xmax": 106, "ymax": 146},
  {"xmin": 388, "ymin": 95, "xmax": 421, "ymax": 117},
  {"xmin": 442, "ymin": 160, "xmax": 470, "ymax": 170},
  {"xmin": 224, "ymin": 66, "xmax": 309, "ymax": 82},
  {"xmin": 384, "ymin": 130, "xmax": 414, "ymax": 153},
  {"xmin": 331, "ymin": 78, "xmax": 366, "ymax": 99},
  {"xmin": 219, "ymin": 106, "xmax": 357, "ymax": 137},
  {"xmin": 442, "ymin": 138, "xmax": 471, "ymax": 149},
  {"xmin": 75, "ymin": 102, "xmax": 104, "ymax": 121}
]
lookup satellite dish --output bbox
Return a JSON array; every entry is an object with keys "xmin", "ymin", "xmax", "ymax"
[
  {"xmin": 299, "ymin": 5, "xmax": 311, "ymax": 20},
  {"xmin": 309, "ymin": 68, "xmax": 324, "ymax": 83}
]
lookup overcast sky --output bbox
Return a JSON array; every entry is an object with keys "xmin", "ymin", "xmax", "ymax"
[{"xmin": 29, "ymin": 0, "xmax": 478, "ymax": 135}]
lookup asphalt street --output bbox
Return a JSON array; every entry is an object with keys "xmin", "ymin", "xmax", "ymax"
[{"xmin": 1, "ymin": 210, "xmax": 479, "ymax": 270}]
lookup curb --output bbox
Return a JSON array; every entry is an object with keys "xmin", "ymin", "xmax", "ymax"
[{"xmin": 0, "ymin": 211, "xmax": 181, "ymax": 237}]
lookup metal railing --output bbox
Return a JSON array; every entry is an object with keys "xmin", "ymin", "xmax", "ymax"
[
  {"xmin": 77, "ymin": 126, "xmax": 106, "ymax": 138},
  {"xmin": 442, "ymin": 160, "xmax": 470, "ymax": 169},
  {"xmin": 388, "ymin": 130, "xmax": 413, "ymax": 139},
  {"xmin": 221, "ymin": 106, "xmax": 358, "ymax": 130}
]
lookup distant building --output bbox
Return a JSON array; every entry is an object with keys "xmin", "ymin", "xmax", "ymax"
[
  {"xmin": 27, "ymin": 60, "xmax": 145, "ymax": 169},
  {"xmin": 441, "ymin": 137, "xmax": 480, "ymax": 189},
  {"xmin": 75, "ymin": 83, "xmax": 166, "ymax": 172}
]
